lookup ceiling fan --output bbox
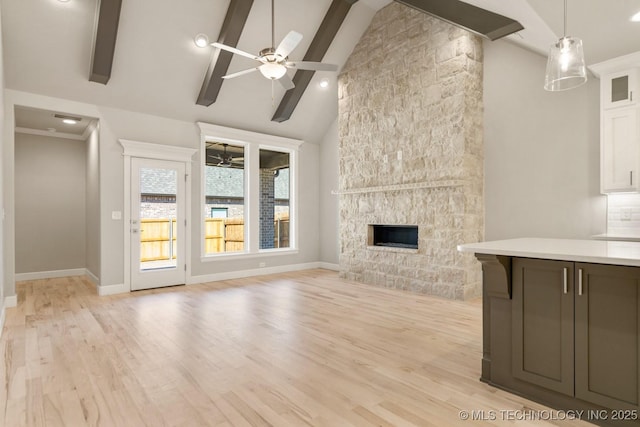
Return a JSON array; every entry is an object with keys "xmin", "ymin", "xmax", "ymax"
[
  {"xmin": 212, "ymin": 0, "xmax": 338, "ymax": 90},
  {"xmin": 207, "ymin": 144, "xmax": 244, "ymax": 168}
]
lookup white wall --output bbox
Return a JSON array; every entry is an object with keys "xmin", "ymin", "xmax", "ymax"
[
  {"xmin": 483, "ymin": 40, "xmax": 606, "ymax": 240},
  {"xmin": 15, "ymin": 133, "xmax": 86, "ymax": 273},
  {"xmin": 0, "ymin": 5, "xmax": 5, "ymax": 327},
  {"xmin": 85, "ymin": 125, "xmax": 100, "ymax": 281},
  {"xmin": 319, "ymin": 118, "xmax": 339, "ymax": 265},
  {"xmin": 3, "ymin": 90, "xmax": 323, "ymax": 297}
]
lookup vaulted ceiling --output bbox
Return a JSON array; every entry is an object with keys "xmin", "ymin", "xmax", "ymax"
[{"xmin": 3, "ymin": 0, "xmax": 640, "ymax": 144}]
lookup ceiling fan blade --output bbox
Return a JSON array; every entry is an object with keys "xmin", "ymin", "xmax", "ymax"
[
  {"xmin": 285, "ymin": 61, "xmax": 338, "ymax": 72},
  {"xmin": 211, "ymin": 42, "xmax": 261, "ymax": 62},
  {"xmin": 223, "ymin": 67, "xmax": 260, "ymax": 79},
  {"xmin": 277, "ymin": 73, "xmax": 295, "ymax": 90},
  {"xmin": 275, "ymin": 31, "xmax": 303, "ymax": 58}
]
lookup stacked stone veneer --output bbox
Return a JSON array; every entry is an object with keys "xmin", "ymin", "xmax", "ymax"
[{"xmin": 338, "ymin": 3, "xmax": 484, "ymax": 300}]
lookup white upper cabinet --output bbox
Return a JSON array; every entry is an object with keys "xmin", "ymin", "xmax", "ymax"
[
  {"xmin": 601, "ymin": 107, "xmax": 640, "ymax": 193},
  {"xmin": 602, "ymin": 69, "xmax": 639, "ymax": 109},
  {"xmin": 591, "ymin": 52, "xmax": 640, "ymax": 194}
]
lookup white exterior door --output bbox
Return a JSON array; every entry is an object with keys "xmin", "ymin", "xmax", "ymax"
[{"xmin": 130, "ymin": 158, "xmax": 186, "ymax": 290}]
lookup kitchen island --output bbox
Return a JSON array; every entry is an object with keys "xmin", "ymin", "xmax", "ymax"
[{"xmin": 458, "ymin": 238, "xmax": 640, "ymax": 426}]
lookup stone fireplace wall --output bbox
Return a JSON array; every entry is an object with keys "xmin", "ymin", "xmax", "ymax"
[{"xmin": 338, "ymin": 3, "xmax": 484, "ymax": 300}]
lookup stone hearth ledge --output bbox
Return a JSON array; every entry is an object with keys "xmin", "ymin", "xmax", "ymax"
[
  {"xmin": 332, "ymin": 179, "xmax": 467, "ymax": 195},
  {"xmin": 366, "ymin": 245, "xmax": 419, "ymax": 254},
  {"xmin": 458, "ymin": 237, "xmax": 640, "ymax": 267}
]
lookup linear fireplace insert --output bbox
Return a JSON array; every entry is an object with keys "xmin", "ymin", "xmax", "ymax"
[{"xmin": 368, "ymin": 224, "xmax": 418, "ymax": 249}]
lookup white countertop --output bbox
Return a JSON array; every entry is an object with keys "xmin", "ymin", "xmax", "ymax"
[
  {"xmin": 591, "ymin": 233, "xmax": 640, "ymax": 242},
  {"xmin": 457, "ymin": 238, "xmax": 640, "ymax": 267}
]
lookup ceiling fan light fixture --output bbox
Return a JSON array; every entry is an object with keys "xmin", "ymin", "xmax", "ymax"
[
  {"xmin": 259, "ymin": 62, "xmax": 287, "ymax": 80},
  {"xmin": 194, "ymin": 33, "xmax": 209, "ymax": 48},
  {"xmin": 544, "ymin": 0, "xmax": 587, "ymax": 92}
]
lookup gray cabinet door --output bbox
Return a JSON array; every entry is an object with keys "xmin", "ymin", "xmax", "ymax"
[
  {"xmin": 575, "ymin": 263, "xmax": 640, "ymax": 410},
  {"xmin": 512, "ymin": 258, "xmax": 574, "ymax": 396}
]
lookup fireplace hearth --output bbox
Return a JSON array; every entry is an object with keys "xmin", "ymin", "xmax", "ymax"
[{"xmin": 368, "ymin": 225, "xmax": 418, "ymax": 249}]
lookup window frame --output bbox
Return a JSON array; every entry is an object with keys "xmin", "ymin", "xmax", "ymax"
[{"xmin": 197, "ymin": 122, "xmax": 302, "ymax": 261}]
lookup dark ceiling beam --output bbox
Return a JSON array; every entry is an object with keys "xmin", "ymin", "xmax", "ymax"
[
  {"xmin": 197, "ymin": 0, "xmax": 254, "ymax": 106},
  {"xmin": 271, "ymin": 0, "xmax": 358, "ymax": 123},
  {"xmin": 89, "ymin": 0, "xmax": 123, "ymax": 84},
  {"xmin": 394, "ymin": 0, "xmax": 523, "ymax": 41}
]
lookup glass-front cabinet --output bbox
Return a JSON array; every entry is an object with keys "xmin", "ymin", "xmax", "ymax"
[{"xmin": 602, "ymin": 68, "xmax": 639, "ymax": 109}]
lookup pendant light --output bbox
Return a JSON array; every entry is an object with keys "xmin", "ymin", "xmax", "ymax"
[{"xmin": 544, "ymin": 0, "xmax": 587, "ymax": 91}]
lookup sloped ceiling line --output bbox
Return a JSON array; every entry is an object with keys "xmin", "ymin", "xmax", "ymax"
[
  {"xmin": 196, "ymin": 0, "xmax": 255, "ymax": 107},
  {"xmin": 89, "ymin": 0, "xmax": 123, "ymax": 84},
  {"xmin": 271, "ymin": 0, "xmax": 359, "ymax": 123}
]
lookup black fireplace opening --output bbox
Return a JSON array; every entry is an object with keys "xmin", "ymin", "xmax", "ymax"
[{"xmin": 369, "ymin": 225, "xmax": 418, "ymax": 249}]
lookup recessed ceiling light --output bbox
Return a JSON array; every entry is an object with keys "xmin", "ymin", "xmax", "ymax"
[
  {"xmin": 194, "ymin": 33, "xmax": 209, "ymax": 48},
  {"xmin": 632, "ymin": 11, "xmax": 640, "ymax": 22},
  {"xmin": 58, "ymin": 0, "xmax": 71, "ymax": 2},
  {"xmin": 319, "ymin": 78, "xmax": 330, "ymax": 89},
  {"xmin": 54, "ymin": 113, "xmax": 81, "ymax": 124}
]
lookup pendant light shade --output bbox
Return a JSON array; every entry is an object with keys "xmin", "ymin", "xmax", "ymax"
[
  {"xmin": 544, "ymin": 0, "xmax": 587, "ymax": 91},
  {"xmin": 544, "ymin": 36, "xmax": 587, "ymax": 91}
]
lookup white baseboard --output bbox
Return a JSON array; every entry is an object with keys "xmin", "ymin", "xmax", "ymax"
[
  {"xmin": 85, "ymin": 269, "xmax": 100, "ymax": 286},
  {"xmin": 188, "ymin": 262, "xmax": 330, "ymax": 285},
  {"xmin": 15, "ymin": 268, "xmax": 87, "ymax": 282},
  {"xmin": 98, "ymin": 283, "xmax": 128, "ymax": 296},
  {"xmin": 318, "ymin": 262, "xmax": 340, "ymax": 271},
  {"xmin": 5, "ymin": 295, "xmax": 17, "ymax": 308}
]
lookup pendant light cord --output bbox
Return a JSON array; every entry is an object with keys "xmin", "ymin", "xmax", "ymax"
[{"xmin": 563, "ymin": 0, "xmax": 567, "ymax": 37}]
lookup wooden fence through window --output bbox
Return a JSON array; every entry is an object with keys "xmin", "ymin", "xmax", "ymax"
[
  {"xmin": 204, "ymin": 214, "xmax": 290, "ymax": 254},
  {"xmin": 140, "ymin": 215, "xmax": 290, "ymax": 261},
  {"xmin": 140, "ymin": 218, "xmax": 177, "ymax": 262}
]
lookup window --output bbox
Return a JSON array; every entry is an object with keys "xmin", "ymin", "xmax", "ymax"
[
  {"xmin": 259, "ymin": 149, "xmax": 290, "ymax": 249},
  {"xmin": 198, "ymin": 123, "xmax": 301, "ymax": 259},
  {"xmin": 210, "ymin": 208, "xmax": 228, "ymax": 219},
  {"xmin": 204, "ymin": 142, "xmax": 245, "ymax": 254}
]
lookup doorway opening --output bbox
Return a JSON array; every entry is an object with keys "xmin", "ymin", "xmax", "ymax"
[{"xmin": 14, "ymin": 106, "xmax": 100, "ymax": 285}]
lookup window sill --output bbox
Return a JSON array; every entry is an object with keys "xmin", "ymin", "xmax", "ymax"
[{"xmin": 200, "ymin": 249, "xmax": 299, "ymax": 263}]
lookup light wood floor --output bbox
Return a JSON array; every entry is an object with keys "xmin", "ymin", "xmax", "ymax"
[{"xmin": 1, "ymin": 269, "xmax": 592, "ymax": 427}]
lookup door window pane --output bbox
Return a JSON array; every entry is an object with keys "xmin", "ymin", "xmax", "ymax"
[
  {"xmin": 139, "ymin": 167, "xmax": 177, "ymax": 270},
  {"xmin": 259, "ymin": 149, "xmax": 290, "ymax": 249},
  {"xmin": 204, "ymin": 142, "xmax": 245, "ymax": 254}
]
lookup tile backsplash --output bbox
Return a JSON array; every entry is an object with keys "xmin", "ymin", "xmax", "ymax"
[{"xmin": 607, "ymin": 194, "xmax": 640, "ymax": 236}]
